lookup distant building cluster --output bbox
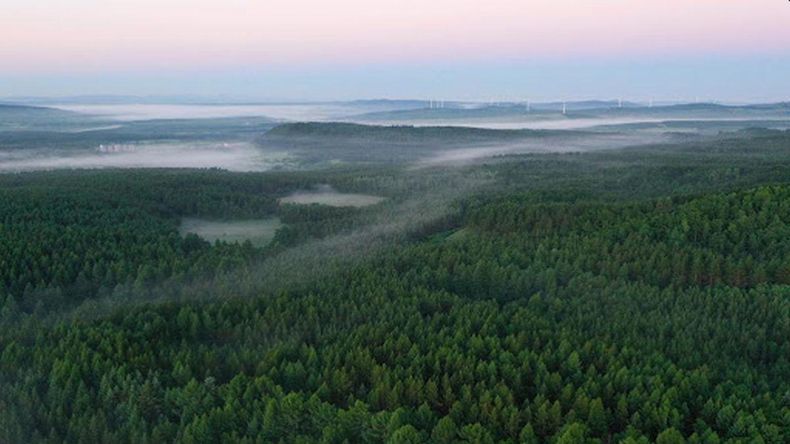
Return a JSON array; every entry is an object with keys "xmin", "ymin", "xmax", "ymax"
[{"xmin": 97, "ymin": 144, "xmax": 136, "ymax": 153}]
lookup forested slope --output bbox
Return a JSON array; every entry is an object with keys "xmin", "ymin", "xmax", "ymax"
[
  {"xmin": 1, "ymin": 180, "xmax": 788, "ymax": 443},
  {"xmin": 0, "ymin": 169, "xmax": 388, "ymax": 314}
]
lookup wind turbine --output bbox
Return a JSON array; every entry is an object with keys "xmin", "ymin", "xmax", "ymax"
[{"xmin": 562, "ymin": 101, "xmax": 567, "ymax": 115}]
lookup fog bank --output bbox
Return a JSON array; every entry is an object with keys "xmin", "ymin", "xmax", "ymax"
[{"xmin": 0, "ymin": 142, "xmax": 289, "ymax": 172}]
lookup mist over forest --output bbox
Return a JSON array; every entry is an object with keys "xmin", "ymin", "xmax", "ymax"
[{"xmin": 1, "ymin": 97, "xmax": 789, "ymax": 443}]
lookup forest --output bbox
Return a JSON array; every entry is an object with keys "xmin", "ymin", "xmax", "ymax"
[{"xmin": 1, "ymin": 126, "xmax": 789, "ymax": 443}]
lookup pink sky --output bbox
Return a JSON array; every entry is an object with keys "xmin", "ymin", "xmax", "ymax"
[
  {"xmin": 0, "ymin": 0, "xmax": 790, "ymax": 72},
  {"xmin": 2, "ymin": 0, "xmax": 789, "ymax": 73}
]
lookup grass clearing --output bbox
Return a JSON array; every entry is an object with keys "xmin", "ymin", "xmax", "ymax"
[
  {"xmin": 280, "ymin": 185, "xmax": 384, "ymax": 207},
  {"xmin": 180, "ymin": 217, "xmax": 282, "ymax": 246}
]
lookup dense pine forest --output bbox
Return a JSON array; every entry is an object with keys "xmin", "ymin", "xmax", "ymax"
[{"xmin": 1, "ymin": 129, "xmax": 790, "ymax": 443}]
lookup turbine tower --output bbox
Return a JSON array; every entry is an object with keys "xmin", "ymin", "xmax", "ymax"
[{"xmin": 562, "ymin": 101, "xmax": 567, "ymax": 115}]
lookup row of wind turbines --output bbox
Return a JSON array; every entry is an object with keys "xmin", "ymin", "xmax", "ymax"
[{"xmin": 423, "ymin": 97, "xmax": 708, "ymax": 114}]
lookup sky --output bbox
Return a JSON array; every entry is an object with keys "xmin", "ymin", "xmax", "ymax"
[{"xmin": 1, "ymin": 0, "xmax": 789, "ymax": 102}]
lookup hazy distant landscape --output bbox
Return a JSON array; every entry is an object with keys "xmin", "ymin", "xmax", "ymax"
[{"xmin": 4, "ymin": 99, "xmax": 787, "ymax": 172}]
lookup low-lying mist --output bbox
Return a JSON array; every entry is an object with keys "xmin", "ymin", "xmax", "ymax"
[
  {"xmin": 180, "ymin": 217, "xmax": 283, "ymax": 246},
  {"xmin": 0, "ymin": 142, "xmax": 290, "ymax": 172},
  {"xmin": 11, "ymin": 124, "xmax": 786, "ymax": 327},
  {"xmin": 40, "ymin": 167, "xmax": 493, "ymax": 324},
  {"xmin": 280, "ymin": 184, "xmax": 385, "ymax": 207},
  {"xmin": 414, "ymin": 132, "xmax": 674, "ymax": 167}
]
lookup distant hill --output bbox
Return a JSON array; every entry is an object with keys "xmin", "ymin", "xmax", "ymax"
[
  {"xmin": 346, "ymin": 105, "xmax": 557, "ymax": 122},
  {"xmin": 595, "ymin": 103, "xmax": 790, "ymax": 120},
  {"xmin": 530, "ymin": 100, "xmax": 641, "ymax": 111},
  {"xmin": 345, "ymin": 101, "xmax": 647, "ymax": 122},
  {"xmin": 0, "ymin": 103, "xmax": 72, "ymax": 114},
  {"xmin": 0, "ymin": 103, "xmax": 93, "ymax": 132},
  {"xmin": 264, "ymin": 122, "xmax": 566, "ymax": 142},
  {"xmin": 348, "ymin": 101, "xmax": 790, "ymax": 123}
]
